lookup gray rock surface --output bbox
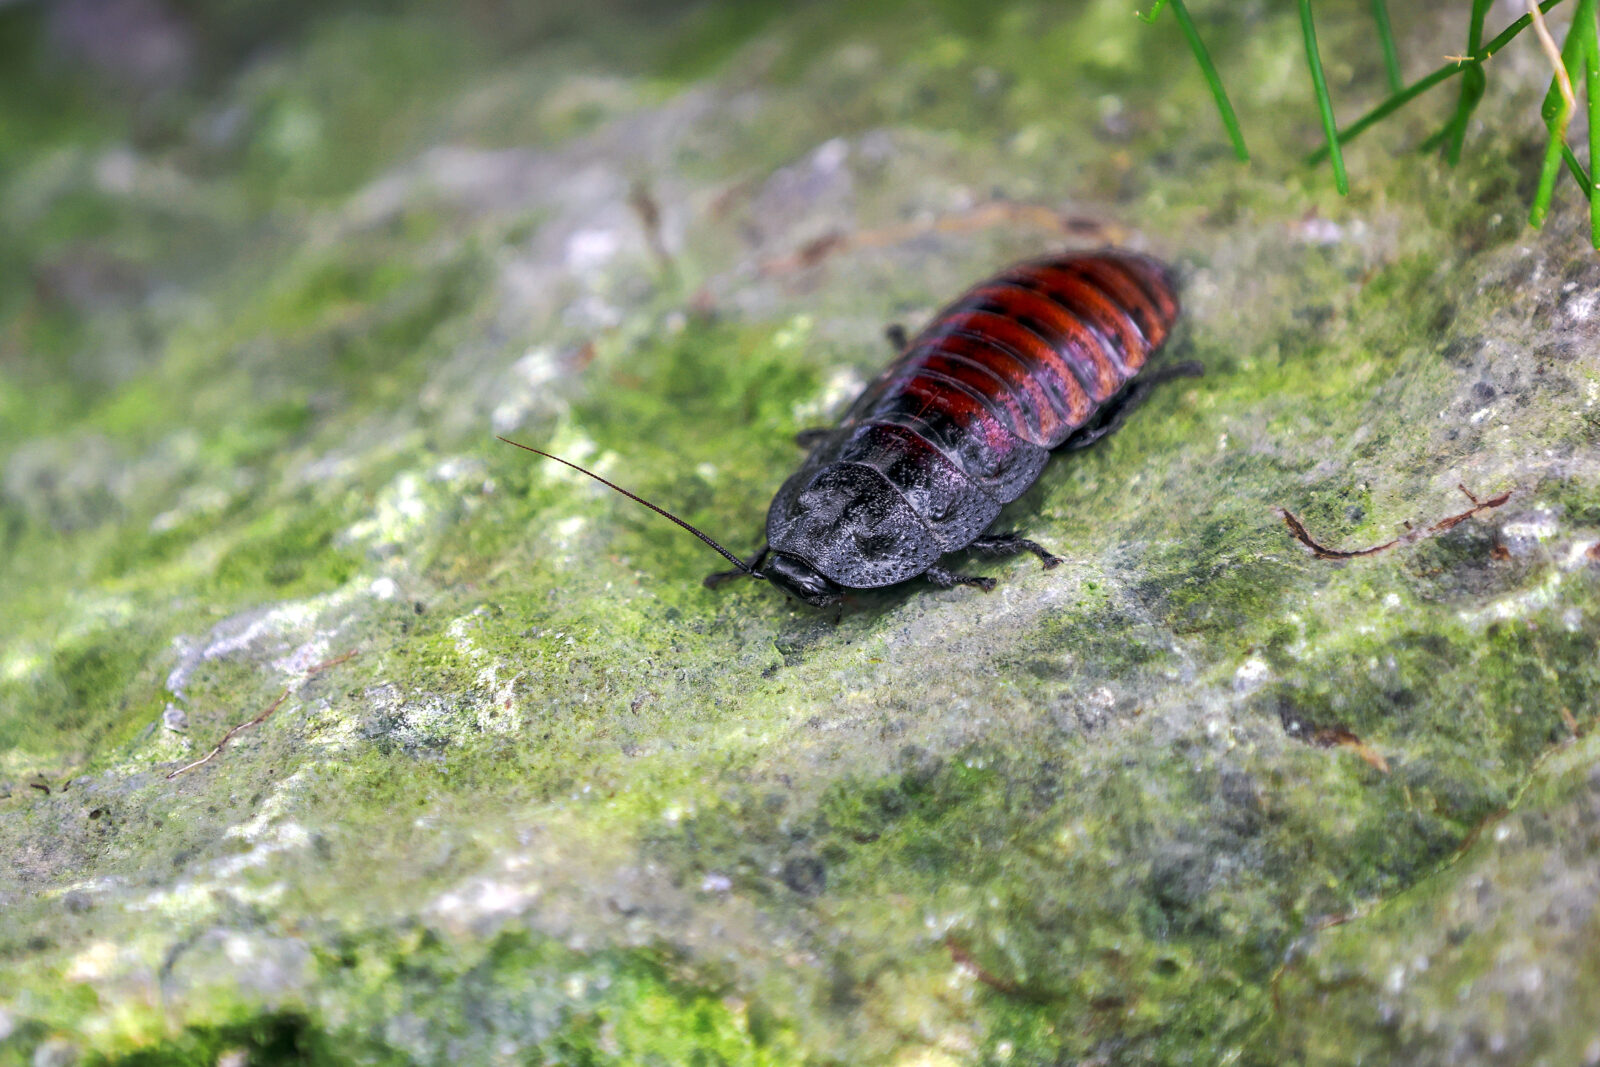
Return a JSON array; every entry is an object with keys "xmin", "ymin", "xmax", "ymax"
[{"xmin": 1, "ymin": 1, "xmax": 1597, "ymax": 1063}]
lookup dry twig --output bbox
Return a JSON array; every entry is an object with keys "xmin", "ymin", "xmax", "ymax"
[
  {"xmin": 1312, "ymin": 727, "xmax": 1391, "ymax": 774},
  {"xmin": 944, "ymin": 934, "xmax": 1035, "ymax": 999},
  {"xmin": 758, "ymin": 202, "xmax": 1123, "ymax": 276},
  {"xmin": 627, "ymin": 180, "xmax": 675, "ymax": 273},
  {"xmin": 1528, "ymin": 0, "xmax": 1577, "ymax": 118},
  {"xmin": 166, "ymin": 650, "xmax": 358, "ymax": 780},
  {"xmin": 1277, "ymin": 484, "xmax": 1512, "ymax": 560}
]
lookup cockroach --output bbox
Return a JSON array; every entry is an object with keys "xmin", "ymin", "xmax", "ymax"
[{"xmin": 500, "ymin": 248, "xmax": 1196, "ymax": 608}]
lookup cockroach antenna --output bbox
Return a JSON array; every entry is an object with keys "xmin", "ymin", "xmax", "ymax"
[
  {"xmin": 502, "ymin": 251, "xmax": 1183, "ymax": 611},
  {"xmin": 495, "ymin": 436, "xmax": 762, "ymax": 578}
]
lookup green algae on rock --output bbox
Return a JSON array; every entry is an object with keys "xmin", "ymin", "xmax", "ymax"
[{"xmin": 3, "ymin": 2, "xmax": 1600, "ymax": 1065}]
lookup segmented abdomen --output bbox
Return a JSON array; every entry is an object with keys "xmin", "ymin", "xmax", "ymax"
[
  {"xmin": 838, "ymin": 249, "xmax": 1179, "ymax": 503},
  {"xmin": 764, "ymin": 249, "xmax": 1182, "ymax": 582}
]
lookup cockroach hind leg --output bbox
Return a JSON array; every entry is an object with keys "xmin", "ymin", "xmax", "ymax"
[
  {"xmin": 1062, "ymin": 359, "xmax": 1205, "ymax": 452},
  {"xmin": 968, "ymin": 533, "xmax": 1063, "ymax": 569},
  {"xmin": 923, "ymin": 564, "xmax": 996, "ymax": 592}
]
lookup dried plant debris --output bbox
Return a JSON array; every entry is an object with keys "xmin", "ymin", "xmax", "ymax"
[
  {"xmin": 166, "ymin": 650, "xmax": 358, "ymax": 780},
  {"xmin": 1560, "ymin": 705, "xmax": 1581, "ymax": 736},
  {"xmin": 627, "ymin": 180, "xmax": 674, "ymax": 272},
  {"xmin": 944, "ymin": 934, "xmax": 1050, "ymax": 1002},
  {"xmin": 1311, "ymin": 726, "xmax": 1391, "ymax": 775},
  {"xmin": 1279, "ymin": 701, "xmax": 1393, "ymax": 774},
  {"xmin": 1277, "ymin": 485, "xmax": 1512, "ymax": 561},
  {"xmin": 757, "ymin": 200, "xmax": 1123, "ymax": 276}
]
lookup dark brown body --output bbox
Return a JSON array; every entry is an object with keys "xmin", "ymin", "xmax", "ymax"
[{"xmin": 759, "ymin": 250, "xmax": 1182, "ymax": 599}]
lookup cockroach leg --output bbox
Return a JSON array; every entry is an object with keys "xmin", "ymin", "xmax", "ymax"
[
  {"xmin": 793, "ymin": 428, "xmax": 834, "ymax": 449},
  {"xmin": 1062, "ymin": 360, "xmax": 1205, "ymax": 452},
  {"xmin": 923, "ymin": 565, "xmax": 996, "ymax": 592},
  {"xmin": 968, "ymin": 533, "xmax": 1063, "ymax": 568},
  {"xmin": 508, "ymin": 251, "xmax": 1183, "ymax": 610},
  {"xmin": 884, "ymin": 323, "xmax": 908, "ymax": 352}
]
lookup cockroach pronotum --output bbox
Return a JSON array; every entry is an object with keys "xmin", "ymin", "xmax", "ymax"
[{"xmin": 500, "ymin": 248, "xmax": 1197, "ymax": 608}]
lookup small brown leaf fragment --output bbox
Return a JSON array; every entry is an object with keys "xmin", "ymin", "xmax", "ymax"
[
  {"xmin": 627, "ymin": 180, "xmax": 659, "ymax": 233},
  {"xmin": 1063, "ymin": 214, "xmax": 1121, "ymax": 239},
  {"xmin": 757, "ymin": 232, "xmax": 845, "ymax": 276},
  {"xmin": 1490, "ymin": 544, "xmax": 1511, "ymax": 561},
  {"xmin": 1312, "ymin": 727, "xmax": 1391, "ymax": 774},
  {"xmin": 1561, "ymin": 705, "xmax": 1580, "ymax": 737},
  {"xmin": 1342, "ymin": 739, "xmax": 1391, "ymax": 775},
  {"xmin": 797, "ymin": 232, "xmax": 846, "ymax": 268},
  {"xmin": 1277, "ymin": 485, "xmax": 1512, "ymax": 561},
  {"xmin": 627, "ymin": 180, "xmax": 674, "ymax": 272},
  {"xmin": 688, "ymin": 286, "xmax": 716, "ymax": 319},
  {"xmin": 944, "ymin": 935, "xmax": 1033, "ymax": 999},
  {"xmin": 1307, "ymin": 911, "xmax": 1356, "ymax": 933}
]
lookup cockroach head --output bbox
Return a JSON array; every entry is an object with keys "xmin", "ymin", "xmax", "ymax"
[{"xmin": 760, "ymin": 552, "xmax": 843, "ymax": 607}]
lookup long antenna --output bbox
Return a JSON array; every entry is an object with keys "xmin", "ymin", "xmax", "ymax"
[{"xmin": 496, "ymin": 436, "xmax": 756, "ymax": 575}]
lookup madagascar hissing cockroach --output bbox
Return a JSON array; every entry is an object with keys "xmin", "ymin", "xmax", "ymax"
[{"xmin": 500, "ymin": 248, "xmax": 1197, "ymax": 608}]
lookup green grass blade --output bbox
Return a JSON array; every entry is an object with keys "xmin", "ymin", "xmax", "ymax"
[
  {"xmin": 1442, "ymin": 64, "xmax": 1487, "ymax": 164},
  {"xmin": 1562, "ymin": 142, "xmax": 1591, "ymax": 193},
  {"xmin": 1532, "ymin": 128, "xmax": 1571, "ymax": 229},
  {"xmin": 1308, "ymin": 0, "xmax": 1570, "ymax": 164},
  {"xmin": 1157, "ymin": 0, "xmax": 1249, "ymax": 161},
  {"xmin": 1371, "ymin": 0, "xmax": 1402, "ymax": 93},
  {"xmin": 1136, "ymin": 1, "xmax": 1168, "ymax": 25},
  {"xmin": 1311, "ymin": 65, "xmax": 1463, "ymax": 163},
  {"xmin": 1436, "ymin": 0, "xmax": 1495, "ymax": 165},
  {"xmin": 1475, "ymin": 0, "xmax": 1569, "ymax": 61},
  {"xmin": 1582, "ymin": 0, "xmax": 1600, "ymax": 246},
  {"xmin": 1299, "ymin": 0, "xmax": 1347, "ymax": 193},
  {"xmin": 1529, "ymin": 0, "xmax": 1588, "ymax": 228},
  {"xmin": 1418, "ymin": 117, "xmax": 1454, "ymax": 155}
]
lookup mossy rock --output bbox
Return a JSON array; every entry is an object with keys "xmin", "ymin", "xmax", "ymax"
[{"xmin": 3, "ymin": 2, "xmax": 1599, "ymax": 1064}]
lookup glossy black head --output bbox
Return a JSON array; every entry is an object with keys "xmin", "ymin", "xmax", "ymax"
[{"xmin": 760, "ymin": 551, "xmax": 843, "ymax": 606}]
